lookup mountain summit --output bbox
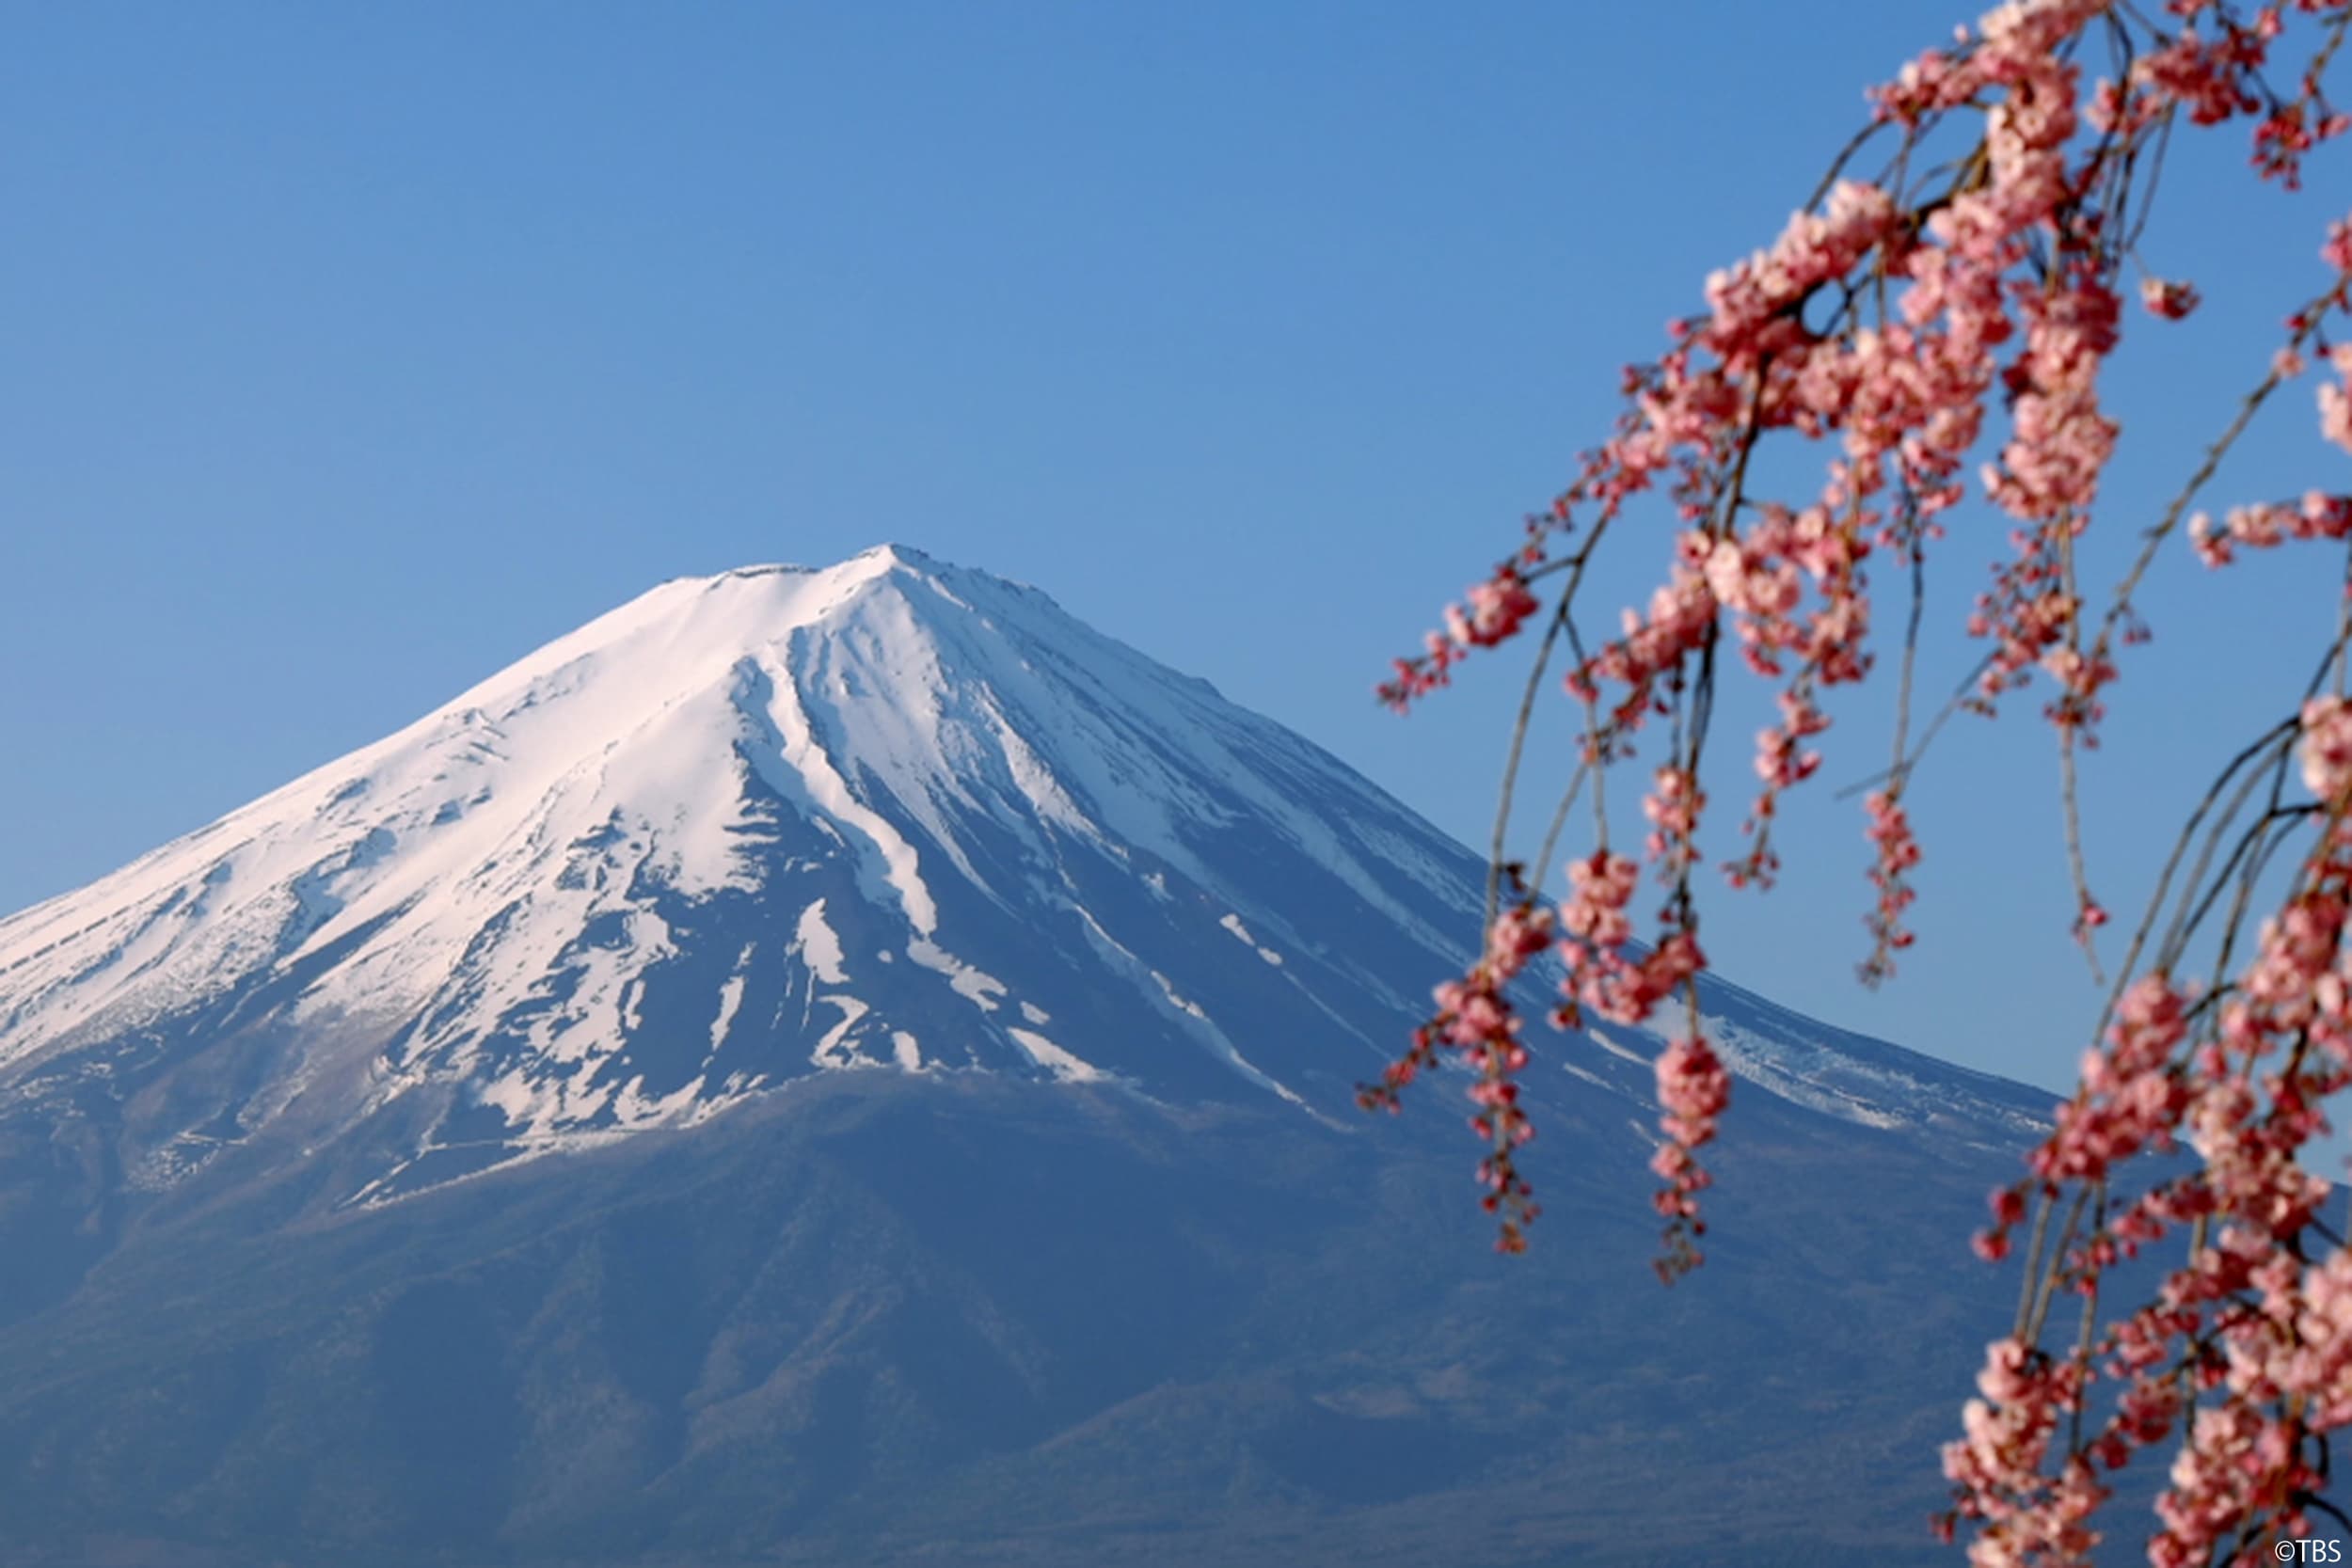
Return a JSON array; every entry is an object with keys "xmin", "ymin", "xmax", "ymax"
[{"xmin": 0, "ymin": 547, "xmax": 2049, "ymax": 1567}]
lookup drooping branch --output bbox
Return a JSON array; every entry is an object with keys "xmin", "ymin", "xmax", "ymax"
[{"xmin": 1362, "ymin": 0, "xmax": 2352, "ymax": 1557}]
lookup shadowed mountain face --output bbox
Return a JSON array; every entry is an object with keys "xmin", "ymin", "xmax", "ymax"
[{"xmin": 0, "ymin": 547, "xmax": 2050, "ymax": 1565}]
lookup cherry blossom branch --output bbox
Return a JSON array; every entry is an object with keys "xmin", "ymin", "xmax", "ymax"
[{"xmin": 1367, "ymin": 2, "xmax": 2352, "ymax": 1551}]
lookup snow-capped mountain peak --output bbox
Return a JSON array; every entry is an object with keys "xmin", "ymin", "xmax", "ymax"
[{"xmin": 0, "ymin": 547, "xmax": 2045, "ymax": 1204}]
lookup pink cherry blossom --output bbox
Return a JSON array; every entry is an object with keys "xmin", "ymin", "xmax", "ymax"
[{"xmin": 2140, "ymin": 277, "xmax": 2203, "ymax": 319}]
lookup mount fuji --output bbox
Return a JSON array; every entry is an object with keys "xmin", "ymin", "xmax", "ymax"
[{"xmin": 0, "ymin": 546, "xmax": 2052, "ymax": 1567}]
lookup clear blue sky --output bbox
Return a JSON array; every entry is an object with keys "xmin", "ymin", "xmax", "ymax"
[{"xmin": 2, "ymin": 2, "xmax": 2341, "ymax": 1096}]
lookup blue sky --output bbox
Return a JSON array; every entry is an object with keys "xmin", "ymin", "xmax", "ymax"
[{"xmin": 2, "ymin": 3, "xmax": 2343, "ymax": 1096}]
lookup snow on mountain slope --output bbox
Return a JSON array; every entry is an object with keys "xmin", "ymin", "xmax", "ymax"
[{"xmin": 0, "ymin": 545, "xmax": 2048, "ymax": 1203}]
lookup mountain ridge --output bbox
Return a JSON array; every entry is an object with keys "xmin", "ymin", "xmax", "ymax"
[{"xmin": 0, "ymin": 546, "xmax": 2046, "ymax": 1185}]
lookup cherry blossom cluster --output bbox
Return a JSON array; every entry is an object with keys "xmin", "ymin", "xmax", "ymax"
[
  {"xmin": 2034, "ymin": 974, "xmax": 2192, "ymax": 1186},
  {"xmin": 1642, "ymin": 766, "xmax": 1707, "ymax": 872},
  {"xmin": 2304, "ymin": 694, "xmax": 2352, "ymax": 800},
  {"xmin": 1359, "ymin": 898, "xmax": 1555, "ymax": 1252},
  {"xmin": 2188, "ymin": 488, "xmax": 2352, "ymax": 563},
  {"xmin": 1553, "ymin": 851, "xmax": 1710, "ymax": 1029},
  {"xmin": 1444, "ymin": 565, "xmax": 1540, "ymax": 650},
  {"xmin": 2323, "ymin": 342, "xmax": 2352, "ymax": 453},
  {"xmin": 1862, "ymin": 789, "xmax": 1925, "ymax": 985},
  {"xmin": 1650, "ymin": 1035, "xmax": 1730, "ymax": 1282},
  {"xmin": 1948, "ymin": 779, "xmax": 2352, "ymax": 1556},
  {"xmin": 1933, "ymin": 1337, "xmax": 2101, "ymax": 1565},
  {"xmin": 1544, "ymin": 844, "xmax": 1731, "ymax": 1254}
]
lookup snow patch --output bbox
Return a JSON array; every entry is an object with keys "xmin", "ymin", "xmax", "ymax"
[
  {"xmin": 1218, "ymin": 911, "xmax": 1284, "ymax": 965},
  {"xmin": 707, "ymin": 942, "xmax": 755, "ymax": 1051},
  {"xmin": 809, "ymin": 995, "xmax": 873, "ymax": 1069},
  {"xmin": 1587, "ymin": 1029, "xmax": 1650, "ymax": 1068},
  {"xmin": 907, "ymin": 937, "xmax": 1006, "ymax": 1012},
  {"xmin": 793, "ymin": 899, "xmax": 850, "ymax": 984},
  {"xmin": 1560, "ymin": 1060, "xmax": 1614, "ymax": 1092},
  {"xmin": 708, "ymin": 974, "xmax": 747, "ymax": 1051},
  {"xmin": 1007, "ymin": 1026, "xmax": 1104, "ymax": 1084}
]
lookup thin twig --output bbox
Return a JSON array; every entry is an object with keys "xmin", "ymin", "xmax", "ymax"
[
  {"xmin": 1486, "ymin": 593, "xmax": 1581, "ymax": 928},
  {"xmin": 1833, "ymin": 652, "xmax": 1998, "ymax": 800},
  {"xmin": 2056, "ymin": 513, "xmax": 2106, "ymax": 984},
  {"xmin": 2089, "ymin": 279, "xmax": 2344, "ymax": 666}
]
